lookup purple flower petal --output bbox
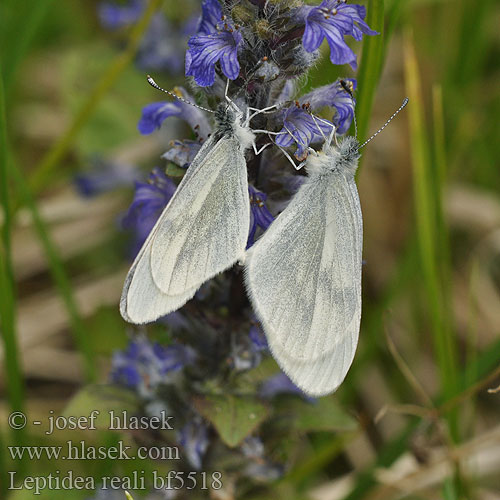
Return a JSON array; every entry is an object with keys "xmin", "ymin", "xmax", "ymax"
[
  {"xmin": 249, "ymin": 324, "xmax": 268, "ymax": 351},
  {"xmin": 300, "ymin": 78, "xmax": 357, "ymax": 135},
  {"xmin": 303, "ymin": 17, "xmax": 324, "ymax": 52},
  {"xmin": 138, "ymin": 101, "xmax": 182, "ymax": 135},
  {"xmin": 186, "ymin": 29, "xmax": 243, "ymax": 87},
  {"xmin": 198, "ymin": 0, "xmax": 223, "ymax": 35},
  {"xmin": 300, "ymin": 0, "xmax": 378, "ymax": 70},
  {"xmin": 275, "ymin": 106, "xmax": 334, "ymax": 160},
  {"xmin": 138, "ymin": 87, "xmax": 211, "ymax": 137},
  {"xmin": 260, "ymin": 372, "xmax": 312, "ymax": 400},
  {"xmin": 247, "ymin": 185, "xmax": 275, "ymax": 248}
]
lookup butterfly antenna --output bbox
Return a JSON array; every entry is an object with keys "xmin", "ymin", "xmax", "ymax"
[
  {"xmin": 146, "ymin": 75, "xmax": 215, "ymax": 114},
  {"xmin": 360, "ymin": 97, "xmax": 409, "ymax": 149},
  {"xmin": 340, "ymin": 79, "xmax": 358, "ymax": 139}
]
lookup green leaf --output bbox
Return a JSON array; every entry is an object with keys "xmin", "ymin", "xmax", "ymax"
[
  {"xmin": 289, "ymin": 397, "xmax": 357, "ymax": 432},
  {"xmin": 85, "ymin": 306, "xmax": 128, "ymax": 356},
  {"xmin": 355, "ymin": 0, "xmax": 385, "ymax": 147},
  {"xmin": 237, "ymin": 356, "xmax": 280, "ymax": 391},
  {"xmin": 63, "ymin": 385, "xmax": 141, "ymax": 431},
  {"xmin": 165, "ymin": 163, "xmax": 187, "ymax": 178},
  {"xmin": 194, "ymin": 394, "xmax": 269, "ymax": 448}
]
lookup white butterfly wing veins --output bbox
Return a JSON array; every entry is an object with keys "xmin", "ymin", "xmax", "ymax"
[
  {"xmin": 121, "ymin": 109, "xmax": 255, "ymax": 324},
  {"xmin": 245, "ymin": 137, "xmax": 363, "ymax": 397}
]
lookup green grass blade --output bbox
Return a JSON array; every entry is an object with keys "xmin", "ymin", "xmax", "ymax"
[
  {"xmin": 0, "ymin": 429, "xmax": 5, "ymax": 497},
  {"xmin": 0, "ymin": 0, "xmax": 54, "ymax": 92},
  {"xmin": 342, "ymin": 236, "xmax": 419, "ymax": 404},
  {"xmin": 344, "ymin": 420, "xmax": 419, "ymax": 500},
  {"xmin": 8, "ymin": 158, "xmax": 97, "ymax": 382},
  {"xmin": 0, "ymin": 72, "xmax": 26, "ymax": 487},
  {"xmin": 0, "ymin": 74, "xmax": 25, "ymax": 411},
  {"xmin": 355, "ymin": 0, "xmax": 385, "ymax": 146},
  {"xmin": 404, "ymin": 29, "xmax": 459, "ymax": 439},
  {"xmin": 285, "ymin": 431, "xmax": 358, "ymax": 488},
  {"xmin": 383, "ymin": 0, "xmax": 404, "ymax": 60},
  {"xmin": 450, "ymin": 0, "xmax": 494, "ymax": 86},
  {"xmin": 27, "ymin": 0, "xmax": 163, "ymax": 196},
  {"xmin": 432, "ymin": 84, "xmax": 453, "ymax": 316}
]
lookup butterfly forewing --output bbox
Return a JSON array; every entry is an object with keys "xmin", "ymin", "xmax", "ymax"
[
  {"xmin": 150, "ymin": 135, "xmax": 250, "ymax": 295},
  {"xmin": 121, "ymin": 133, "xmax": 250, "ymax": 324}
]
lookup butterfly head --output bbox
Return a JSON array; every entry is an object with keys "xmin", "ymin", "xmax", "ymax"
[
  {"xmin": 215, "ymin": 104, "xmax": 237, "ymax": 136},
  {"xmin": 336, "ymin": 136, "xmax": 360, "ymax": 175},
  {"xmin": 214, "ymin": 103, "xmax": 255, "ymax": 151}
]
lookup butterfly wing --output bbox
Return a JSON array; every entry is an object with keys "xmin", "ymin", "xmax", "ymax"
[
  {"xmin": 150, "ymin": 135, "xmax": 250, "ymax": 295},
  {"xmin": 120, "ymin": 136, "xmax": 216, "ymax": 324},
  {"xmin": 120, "ymin": 243, "xmax": 198, "ymax": 324},
  {"xmin": 245, "ymin": 173, "xmax": 363, "ymax": 396},
  {"xmin": 120, "ymin": 134, "xmax": 250, "ymax": 324}
]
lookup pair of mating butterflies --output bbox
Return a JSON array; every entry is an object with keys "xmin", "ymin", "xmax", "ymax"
[{"xmin": 120, "ymin": 80, "xmax": 407, "ymax": 397}]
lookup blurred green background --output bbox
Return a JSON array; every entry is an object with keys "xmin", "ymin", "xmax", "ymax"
[{"xmin": 1, "ymin": 0, "xmax": 499, "ymax": 499}]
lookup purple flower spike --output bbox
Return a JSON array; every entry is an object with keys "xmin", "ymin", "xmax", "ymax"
[
  {"xmin": 247, "ymin": 186, "xmax": 274, "ymax": 248},
  {"xmin": 154, "ymin": 343, "xmax": 197, "ymax": 373},
  {"xmin": 300, "ymin": 0, "xmax": 378, "ymax": 70},
  {"xmin": 122, "ymin": 167, "xmax": 176, "ymax": 253},
  {"xmin": 110, "ymin": 336, "xmax": 196, "ymax": 399},
  {"xmin": 178, "ymin": 418, "xmax": 210, "ymax": 470},
  {"xmin": 98, "ymin": 0, "xmax": 144, "ymax": 29},
  {"xmin": 186, "ymin": 29, "xmax": 243, "ymax": 87},
  {"xmin": 74, "ymin": 158, "xmax": 138, "ymax": 197},
  {"xmin": 275, "ymin": 106, "xmax": 334, "ymax": 160},
  {"xmin": 136, "ymin": 14, "xmax": 184, "ymax": 73},
  {"xmin": 138, "ymin": 87, "xmax": 211, "ymax": 137}
]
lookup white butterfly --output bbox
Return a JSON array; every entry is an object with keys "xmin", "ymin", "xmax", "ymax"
[
  {"xmin": 244, "ymin": 136, "xmax": 363, "ymax": 396},
  {"xmin": 120, "ymin": 102, "xmax": 256, "ymax": 324},
  {"xmin": 121, "ymin": 74, "xmax": 408, "ymax": 398}
]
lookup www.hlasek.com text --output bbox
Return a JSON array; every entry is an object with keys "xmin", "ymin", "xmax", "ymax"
[{"xmin": 9, "ymin": 440, "xmax": 179, "ymax": 461}]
